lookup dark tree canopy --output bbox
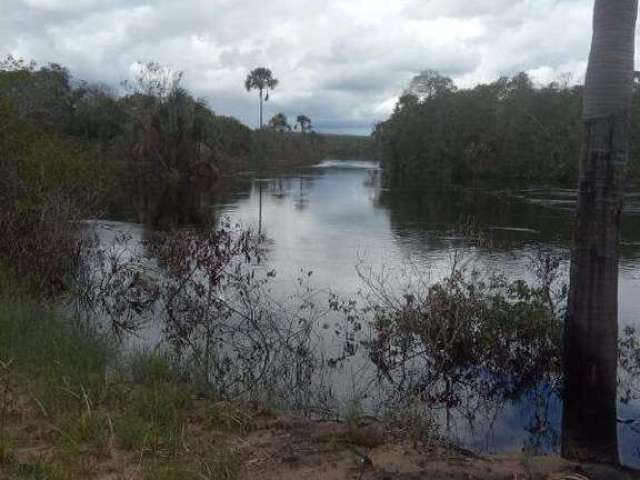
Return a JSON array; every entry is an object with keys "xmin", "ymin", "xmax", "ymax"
[
  {"xmin": 244, "ymin": 67, "xmax": 279, "ymax": 93},
  {"xmin": 245, "ymin": 67, "xmax": 279, "ymax": 128},
  {"xmin": 269, "ymin": 112, "xmax": 291, "ymax": 132},
  {"xmin": 407, "ymin": 69, "xmax": 457, "ymax": 101},
  {"xmin": 374, "ymin": 70, "xmax": 618, "ymax": 184},
  {"xmin": 295, "ymin": 114, "xmax": 312, "ymax": 133}
]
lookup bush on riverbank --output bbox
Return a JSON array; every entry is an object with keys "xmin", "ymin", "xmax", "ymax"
[
  {"xmin": 2, "ymin": 282, "xmax": 640, "ymax": 479},
  {"xmin": 0, "ymin": 97, "xmax": 112, "ymax": 297}
]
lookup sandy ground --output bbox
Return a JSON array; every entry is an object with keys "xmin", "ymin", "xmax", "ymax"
[
  {"xmin": 3, "ymin": 390, "xmax": 638, "ymax": 480},
  {"xmin": 237, "ymin": 414, "xmax": 638, "ymax": 480}
]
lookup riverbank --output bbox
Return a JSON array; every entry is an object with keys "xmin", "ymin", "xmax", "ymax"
[
  {"xmin": 3, "ymin": 384, "xmax": 638, "ymax": 480},
  {"xmin": 0, "ymin": 302, "xmax": 637, "ymax": 480}
]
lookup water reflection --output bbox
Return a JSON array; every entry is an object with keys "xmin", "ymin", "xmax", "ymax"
[
  {"xmin": 211, "ymin": 160, "xmax": 640, "ymax": 464},
  {"xmin": 95, "ymin": 160, "xmax": 640, "ymax": 465}
]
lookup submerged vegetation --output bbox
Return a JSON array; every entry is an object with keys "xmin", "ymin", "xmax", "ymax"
[{"xmin": 3, "ymin": 241, "xmax": 640, "ymax": 477}]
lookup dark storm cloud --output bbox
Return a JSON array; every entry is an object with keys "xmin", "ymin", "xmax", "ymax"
[{"xmin": 3, "ymin": 0, "xmax": 634, "ymax": 134}]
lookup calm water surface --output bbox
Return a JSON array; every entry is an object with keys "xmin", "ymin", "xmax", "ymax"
[{"xmin": 98, "ymin": 159, "xmax": 640, "ymax": 464}]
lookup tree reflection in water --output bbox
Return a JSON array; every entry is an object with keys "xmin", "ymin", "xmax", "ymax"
[{"xmin": 330, "ymin": 249, "xmax": 640, "ymax": 457}]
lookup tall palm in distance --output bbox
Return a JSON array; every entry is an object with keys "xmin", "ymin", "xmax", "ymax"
[{"xmin": 245, "ymin": 67, "xmax": 278, "ymax": 129}]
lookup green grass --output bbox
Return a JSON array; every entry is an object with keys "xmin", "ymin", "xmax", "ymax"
[
  {"xmin": 128, "ymin": 349, "xmax": 180, "ymax": 385},
  {"xmin": 205, "ymin": 402, "xmax": 254, "ymax": 434},
  {"xmin": 0, "ymin": 437, "xmax": 15, "ymax": 465},
  {"xmin": 0, "ymin": 300, "xmax": 242, "ymax": 478},
  {"xmin": 0, "ymin": 302, "xmax": 113, "ymax": 379},
  {"xmin": 143, "ymin": 452, "xmax": 241, "ymax": 480},
  {"xmin": 116, "ymin": 383, "xmax": 189, "ymax": 452},
  {"xmin": 200, "ymin": 445, "xmax": 241, "ymax": 480},
  {"xmin": 55, "ymin": 410, "xmax": 110, "ymax": 455},
  {"xmin": 2, "ymin": 454, "xmax": 68, "ymax": 480},
  {"xmin": 0, "ymin": 301, "xmax": 114, "ymax": 417}
]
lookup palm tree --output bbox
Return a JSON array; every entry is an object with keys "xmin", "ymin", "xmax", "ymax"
[
  {"xmin": 245, "ymin": 67, "xmax": 278, "ymax": 129},
  {"xmin": 295, "ymin": 114, "xmax": 312, "ymax": 133},
  {"xmin": 562, "ymin": 0, "xmax": 638, "ymax": 464}
]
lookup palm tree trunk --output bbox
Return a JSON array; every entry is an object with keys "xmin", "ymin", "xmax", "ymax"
[
  {"xmin": 562, "ymin": 0, "xmax": 637, "ymax": 464},
  {"xmin": 259, "ymin": 89, "xmax": 264, "ymax": 129}
]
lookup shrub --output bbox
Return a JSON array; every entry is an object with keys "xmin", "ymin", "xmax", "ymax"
[{"xmin": 0, "ymin": 97, "xmax": 110, "ymax": 297}]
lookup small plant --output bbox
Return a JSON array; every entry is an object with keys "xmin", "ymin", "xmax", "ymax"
[
  {"xmin": 343, "ymin": 400, "xmax": 364, "ymax": 432},
  {"xmin": 200, "ymin": 444, "xmax": 241, "ymax": 480},
  {"xmin": 116, "ymin": 384, "xmax": 189, "ymax": 453},
  {"xmin": 0, "ymin": 437, "xmax": 15, "ymax": 466},
  {"xmin": 128, "ymin": 350, "xmax": 177, "ymax": 385},
  {"xmin": 142, "ymin": 446, "xmax": 241, "ymax": 480},
  {"xmin": 7, "ymin": 455, "xmax": 68, "ymax": 480},
  {"xmin": 55, "ymin": 409, "xmax": 110, "ymax": 455},
  {"xmin": 0, "ymin": 302, "xmax": 112, "ymax": 417},
  {"xmin": 399, "ymin": 399, "xmax": 438, "ymax": 449},
  {"xmin": 205, "ymin": 402, "xmax": 254, "ymax": 434},
  {"xmin": 0, "ymin": 358, "xmax": 13, "ymax": 449}
]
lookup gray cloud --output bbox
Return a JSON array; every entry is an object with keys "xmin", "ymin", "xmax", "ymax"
[{"xmin": 2, "ymin": 0, "xmax": 636, "ymax": 134}]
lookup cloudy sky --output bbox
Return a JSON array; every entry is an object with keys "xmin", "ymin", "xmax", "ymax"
[{"xmin": 1, "ymin": 0, "xmax": 633, "ymax": 134}]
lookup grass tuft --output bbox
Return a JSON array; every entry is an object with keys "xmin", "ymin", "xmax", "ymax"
[
  {"xmin": 128, "ymin": 350, "xmax": 180, "ymax": 385},
  {"xmin": 200, "ymin": 444, "xmax": 241, "ymax": 480},
  {"xmin": 4, "ymin": 455, "xmax": 68, "ymax": 480},
  {"xmin": 55, "ymin": 409, "xmax": 111, "ymax": 455},
  {"xmin": 0, "ymin": 301, "xmax": 114, "ymax": 419},
  {"xmin": 206, "ymin": 402, "xmax": 254, "ymax": 434},
  {"xmin": 116, "ymin": 383, "xmax": 189, "ymax": 453}
]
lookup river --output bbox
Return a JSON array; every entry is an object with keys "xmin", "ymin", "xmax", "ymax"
[{"xmin": 95, "ymin": 159, "xmax": 640, "ymax": 465}]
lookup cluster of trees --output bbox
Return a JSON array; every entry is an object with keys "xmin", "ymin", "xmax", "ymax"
[
  {"xmin": 243, "ymin": 67, "xmax": 376, "ymax": 161},
  {"xmin": 244, "ymin": 68, "xmax": 314, "ymax": 133},
  {"xmin": 0, "ymin": 59, "xmax": 331, "ymax": 229},
  {"xmin": 374, "ymin": 69, "xmax": 640, "ymax": 185},
  {"xmin": 267, "ymin": 112, "xmax": 313, "ymax": 133},
  {"xmin": 0, "ymin": 93, "xmax": 108, "ymax": 296},
  {"xmin": 0, "ymin": 57, "xmax": 331, "ymax": 295},
  {"xmin": 0, "ymin": 56, "xmax": 373, "ymax": 295},
  {"xmin": 321, "ymin": 133, "xmax": 376, "ymax": 159}
]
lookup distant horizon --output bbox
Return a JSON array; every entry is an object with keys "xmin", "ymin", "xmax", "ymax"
[{"xmin": 4, "ymin": 0, "xmax": 632, "ymax": 134}]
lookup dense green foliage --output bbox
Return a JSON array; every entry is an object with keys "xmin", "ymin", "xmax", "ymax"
[
  {"xmin": 268, "ymin": 112, "xmax": 291, "ymax": 131},
  {"xmin": 0, "ymin": 58, "xmax": 333, "ymax": 230},
  {"xmin": 374, "ymin": 70, "xmax": 640, "ymax": 184},
  {"xmin": 0, "ymin": 97, "xmax": 111, "ymax": 296},
  {"xmin": 322, "ymin": 133, "xmax": 377, "ymax": 160},
  {"xmin": 0, "ymin": 302, "xmax": 113, "ymax": 397},
  {"xmin": 0, "ymin": 56, "xmax": 375, "ymax": 298}
]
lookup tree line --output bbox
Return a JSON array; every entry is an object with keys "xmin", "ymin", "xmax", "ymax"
[
  {"xmin": 0, "ymin": 59, "xmax": 344, "ymax": 228},
  {"xmin": 374, "ymin": 69, "xmax": 640, "ymax": 185},
  {"xmin": 0, "ymin": 57, "xmax": 375, "ymax": 292}
]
